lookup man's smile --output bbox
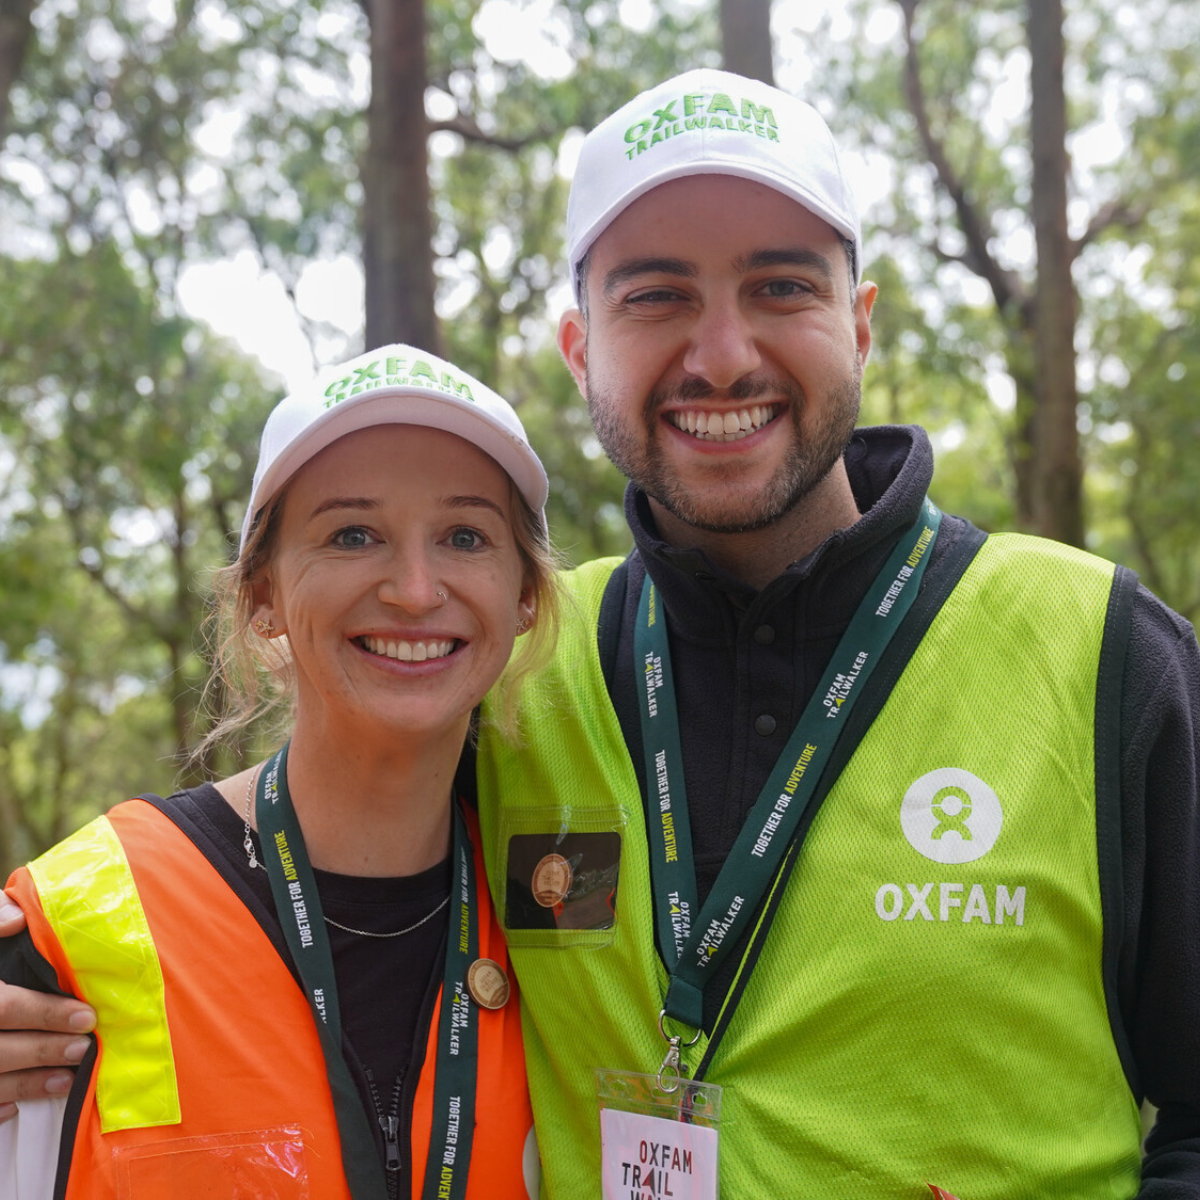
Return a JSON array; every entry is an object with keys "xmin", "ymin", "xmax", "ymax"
[{"xmin": 665, "ymin": 404, "xmax": 782, "ymax": 443}]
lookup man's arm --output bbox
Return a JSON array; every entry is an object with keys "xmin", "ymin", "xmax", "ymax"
[
  {"xmin": 0, "ymin": 899, "xmax": 96, "ymax": 1124},
  {"xmin": 1121, "ymin": 589, "xmax": 1200, "ymax": 1192}
]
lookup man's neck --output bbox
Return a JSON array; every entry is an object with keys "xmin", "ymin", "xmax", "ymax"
[{"xmin": 647, "ymin": 462, "xmax": 862, "ymax": 590}]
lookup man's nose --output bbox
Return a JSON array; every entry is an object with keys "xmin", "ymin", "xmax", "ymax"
[{"xmin": 680, "ymin": 299, "xmax": 761, "ymax": 390}]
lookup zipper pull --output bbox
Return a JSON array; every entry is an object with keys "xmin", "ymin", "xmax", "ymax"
[{"xmin": 382, "ymin": 1113, "xmax": 401, "ymax": 1172}]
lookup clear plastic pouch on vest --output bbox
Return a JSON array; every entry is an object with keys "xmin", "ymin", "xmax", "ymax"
[
  {"xmin": 113, "ymin": 1127, "xmax": 309, "ymax": 1198},
  {"xmin": 596, "ymin": 1069, "xmax": 722, "ymax": 1200},
  {"xmin": 498, "ymin": 806, "xmax": 625, "ymax": 948}
]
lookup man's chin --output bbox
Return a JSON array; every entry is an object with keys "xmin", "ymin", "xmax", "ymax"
[{"xmin": 649, "ymin": 484, "xmax": 810, "ymax": 536}]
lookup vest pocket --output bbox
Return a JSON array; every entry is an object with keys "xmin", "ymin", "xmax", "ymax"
[
  {"xmin": 497, "ymin": 806, "xmax": 626, "ymax": 948},
  {"xmin": 113, "ymin": 1127, "xmax": 310, "ymax": 1198}
]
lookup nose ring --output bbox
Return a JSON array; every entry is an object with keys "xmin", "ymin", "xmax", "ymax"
[{"xmin": 435, "ymin": 590, "xmax": 448, "ymax": 607}]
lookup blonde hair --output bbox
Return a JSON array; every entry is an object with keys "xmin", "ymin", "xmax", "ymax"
[{"xmin": 194, "ymin": 480, "xmax": 561, "ymax": 764}]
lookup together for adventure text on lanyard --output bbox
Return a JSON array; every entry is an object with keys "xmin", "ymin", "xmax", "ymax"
[
  {"xmin": 257, "ymin": 743, "xmax": 480, "ymax": 1200},
  {"xmin": 637, "ymin": 497, "xmax": 942, "ymax": 1035}
]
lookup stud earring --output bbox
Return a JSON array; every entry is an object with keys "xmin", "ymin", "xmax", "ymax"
[
  {"xmin": 253, "ymin": 617, "xmax": 274, "ymax": 636},
  {"xmin": 516, "ymin": 617, "xmax": 532, "ymax": 635}
]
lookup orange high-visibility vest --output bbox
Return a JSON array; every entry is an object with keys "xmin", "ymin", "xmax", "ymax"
[{"xmin": 7, "ymin": 798, "xmax": 535, "ymax": 1199}]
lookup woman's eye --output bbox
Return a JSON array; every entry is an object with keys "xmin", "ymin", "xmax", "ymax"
[
  {"xmin": 449, "ymin": 527, "xmax": 485, "ymax": 550},
  {"xmin": 332, "ymin": 526, "xmax": 375, "ymax": 549}
]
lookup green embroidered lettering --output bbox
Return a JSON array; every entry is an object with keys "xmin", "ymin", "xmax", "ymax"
[
  {"xmin": 410, "ymin": 359, "xmax": 437, "ymax": 383},
  {"xmin": 708, "ymin": 92, "xmax": 737, "ymax": 117},
  {"xmin": 685, "ymin": 117, "xmax": 705, "ymax": 131},
  {"xmin": 683, "ymin": 93, "xmax": 705, "ymax": 117},
  {"xmin": 624, "ymin": 119, "xmax": 651, "ymax": 143},
  {"xmin": 650, "ymin": 131, "xmax": 663, "ymax": 147},
  {"xmin": 442, "ymin": 373, "xmax": 473, "ymax": 400},
  {"xmin": 652, "ymin": 102, "xmax": 678, "ymax": 129},
  {"xmin": 740, "ymin": 100, "xmax": 776, "ymax": 127}
]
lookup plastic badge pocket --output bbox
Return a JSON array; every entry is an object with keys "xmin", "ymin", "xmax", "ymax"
[
  {"xmin": 597, "ymin": 1069, "xmax": 723, "ymax": 1200},
  {"xmin": 113, "ymin": 1128, "xmax": 310, "ymax": 1198},
  {"xmin": 500, "ymin": 806, "xmax": 625, "ymax": 948}
]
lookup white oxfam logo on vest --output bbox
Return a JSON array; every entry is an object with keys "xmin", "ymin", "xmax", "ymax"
[{"xmin": 900, "ymin": 768, "xmax": 1002, "ymax": 864}]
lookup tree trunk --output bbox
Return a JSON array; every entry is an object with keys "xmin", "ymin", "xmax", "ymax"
[
  {"xmin": 0, "ymin": 0, "xmax": 37, "ymax": 145},
  {"xmin": 1028, "ymin": 0, "xmax": 1084, "ymax": 546},
  {"xmin": 720, "ymin": 0, "xmax": 774, "ymax": 85},
  {"xmin": 362, "ymin": 0, "xmax": 441, "ymax": 353}
]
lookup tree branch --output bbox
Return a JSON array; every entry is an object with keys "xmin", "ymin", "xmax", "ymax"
[
  {"xmin": 427, "ymin": 113, "xmax": 548, "ymax": 152},
  {"xmin": 897, "ymin": 0, "xmax": 1031, "ymax": 323},
  {"xmin": 1072, "ymin": 196, "xmax": 1150, "ymax": 257}
]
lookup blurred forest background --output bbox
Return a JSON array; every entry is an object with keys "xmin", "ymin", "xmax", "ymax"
[{"xmin": 0, "ymin": 0, "xmax": 1196, "ymax": 875}]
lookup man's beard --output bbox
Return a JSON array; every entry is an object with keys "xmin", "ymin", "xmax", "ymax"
[{"xmin": 586, "ymin": 369, "xmax": 861, "ymax": 535}]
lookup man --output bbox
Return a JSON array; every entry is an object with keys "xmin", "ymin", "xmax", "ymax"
[{"xmin": 4, "ymin": 69, "xmax": 1200, "ymax": 1197}]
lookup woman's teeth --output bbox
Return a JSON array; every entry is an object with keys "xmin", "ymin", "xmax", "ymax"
[
  {"xmin": 668, "ymin": 405, "xmax": 779, "ymax": 442},
  {"xmin": 360, "ymin": 636, "xmax": 456, "ymax": 663}
]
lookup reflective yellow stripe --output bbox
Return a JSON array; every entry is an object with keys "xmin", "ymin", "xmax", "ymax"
[{"xmin": 28, "ymin": 814, "xmax": 180, "ymax": 1131}]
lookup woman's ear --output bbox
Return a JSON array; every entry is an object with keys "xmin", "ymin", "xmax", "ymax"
[
  {"xmin": 515, "ymin": 583, "xmax": 537, "ymax": 636},
  {"xmin": 250, "ymin": 574, "xmax": 280, "ymax": 638}
]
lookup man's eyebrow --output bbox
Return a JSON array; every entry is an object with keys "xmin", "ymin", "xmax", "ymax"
[
  {"xmin": 602, "ymin": 257, "xmax": 696, "ymax": 295},
  {"xmin": 733, "ymin": 247, "xmax": 834, "ymax": 279}
]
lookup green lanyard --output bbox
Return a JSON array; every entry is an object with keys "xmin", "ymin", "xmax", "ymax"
[
  {"xmin": 257, "ymin": 743, "xmax": 479, "ymax": 1200},
  {"xmin": 636, "ymin": 498, "xmax": 943, "ymax": 1033}
]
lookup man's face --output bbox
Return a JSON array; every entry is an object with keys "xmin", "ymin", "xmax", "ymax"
[{"xmin": 559, "ymin": 176, "xmax": 875, "ymax": 534}]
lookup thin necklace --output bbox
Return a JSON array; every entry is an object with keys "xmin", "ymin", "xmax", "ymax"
[
  {"xmin": 242, "ymin": 763, "xmax": 452, "ymax": 938},
  {"xmin": 322, "ymin": 895, "xmax": 451, "ymax": 939}
]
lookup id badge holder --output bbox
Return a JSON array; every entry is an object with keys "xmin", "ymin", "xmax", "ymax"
[
  {"xmin": 596, "ymin": 1068, "xmax": 723, "ymax": 1200},
  {"xmin": 499, "ymin": 806, "xmax": 625, "ymax": 948}
]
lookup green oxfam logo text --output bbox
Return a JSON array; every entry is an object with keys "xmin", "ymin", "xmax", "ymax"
[
  {"xmin": 622, "ymin": 92, "xmax": 779, "ymax": 161},
  {"xmin": 323, "ymin": 356, "xmax": 476, "ymax": 408}
]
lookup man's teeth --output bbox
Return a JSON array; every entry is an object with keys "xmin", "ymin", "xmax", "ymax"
[
  {"xmin": 668, "ymin": 405, "xmax": 778, "ymax": 442},
  {"xmin": 361, "ymin": 636, "xmax": 456, "ymax": 663}
]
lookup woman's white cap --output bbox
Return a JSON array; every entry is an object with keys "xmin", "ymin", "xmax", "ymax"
[
  {"xmin": 566, "ymin": 68, "xmax": 862, "ymax": 301},
  {"xmin": 240, "ymin": 344, "xmax": 548, "ymax": 550}
]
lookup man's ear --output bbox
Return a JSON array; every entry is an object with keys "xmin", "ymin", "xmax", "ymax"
[
  {"xmin": 557, "ymin": 308, "xmax": 587, "ymax": 393},
  {"xmin": 855, "ymin": 281, "xmax": 877, "ymax": 368}
]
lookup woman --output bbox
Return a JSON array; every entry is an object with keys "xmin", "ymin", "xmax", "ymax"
[{"xmin": 0, "ymin": 344, "xmax": 557, "ymax": 1200}]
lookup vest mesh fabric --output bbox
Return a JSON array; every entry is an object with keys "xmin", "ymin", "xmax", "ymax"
[{"xmin": 480, "ymin": 537, "xmax": 1142, "ymax": 1200}]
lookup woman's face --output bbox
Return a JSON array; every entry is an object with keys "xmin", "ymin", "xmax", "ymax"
[{"xmin": 254, "ymin": 425, "xmax": 534, "ymax": 747}]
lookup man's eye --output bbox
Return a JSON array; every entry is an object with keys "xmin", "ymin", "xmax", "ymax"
[
  {"xmin": 332, "ymin": 526, "xmax": 374, "ymax": 549},
  {"xmin": 627, "ymin": 288, "xmax": 683, "ymax": 304},
  {"xmin": 759, "ymin": 279, "xmax": 809, "ymax": 298},
  {"xmin": 449, "ymin": 527, "xmax": 485, "ymax": 550}
]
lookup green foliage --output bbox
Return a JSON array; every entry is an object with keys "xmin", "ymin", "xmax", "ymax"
[{"xmin": 794, "ymin": 0, "xmax": 1200, "ymax": 618}]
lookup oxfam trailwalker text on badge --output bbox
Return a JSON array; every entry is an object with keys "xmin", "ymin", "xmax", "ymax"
[{"xmin": 601, "ymin": 1110, "xmax": 718, "ymax": 1200}]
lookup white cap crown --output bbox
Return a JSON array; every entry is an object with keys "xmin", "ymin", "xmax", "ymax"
[
  {"xmin": 567, "ymin": 68, "xmax": 861, "ymax": 301},
  {"xmin": 240, "ymin": 345, "xmax": 548, "ymax": 550}
]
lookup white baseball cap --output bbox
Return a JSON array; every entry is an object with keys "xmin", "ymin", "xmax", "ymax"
[
  {"xmin": 566, "ymin": 68, "xmax": 862, "ymax": 302},
  {"xmin": 240, "ymin": 344, "xmax": 549, "ymax": 550}
]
